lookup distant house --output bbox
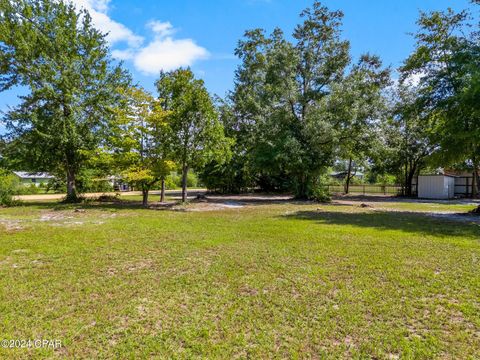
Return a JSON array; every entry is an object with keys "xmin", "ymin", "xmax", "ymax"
[
  {"xmin": 107, "ymin": 175, "xmax": 130, "ymax": 191},
  {"xmin": 13, "ymin": 171, "xmax": 54, "ymax": 187},
  {"xmin": 330, "ymin": 171, "xmax": 365, "ymax": 181}
]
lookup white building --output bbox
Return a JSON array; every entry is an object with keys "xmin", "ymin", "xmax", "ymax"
[
  {"xmin": 12, "ymin": 171, "xmax": 54, "ymax": 187},
  {"xmin": 417, "ymin": 175, "xmax": 456, "ymax": 199}
]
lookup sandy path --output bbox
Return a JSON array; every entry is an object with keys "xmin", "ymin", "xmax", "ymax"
[{"xmin": 15, "ymin": 189, "xmax": 207, "ymax": 201}]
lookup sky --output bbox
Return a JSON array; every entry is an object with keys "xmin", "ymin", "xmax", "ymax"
[{"xmin": 0, "ymin": 0, "xmax": 477, "ymax": 114}]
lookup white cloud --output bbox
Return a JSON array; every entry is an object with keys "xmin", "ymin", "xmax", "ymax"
[
  {"xmin": 133, "ymin": 21, "xmax": 209, "ymax": 75},
  {"xmin": 111, "ymin": 48, "xmax": 135, "ymax": 60},
  {"xmin": 70, "ymin": 0, "xmax": 142, "ymax": 47},
  {"xmin": 147, "ymin": 20, "xmax": 176, "ymax": 38},
  {"xmin": 68, "ymin": 1, "xmax": 209, "ymax": 75}
]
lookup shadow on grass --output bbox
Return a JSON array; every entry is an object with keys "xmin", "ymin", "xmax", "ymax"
[
  {"xmin": 15, "ymin": 192, "xmax": 299, "ymax": 211},
  {"xmin": 282, "ymin": 210, "xmax": 480, "ymax": 239},
  {"xmin": 332, "ymin": 194, "xmax": 479, "ymax": 205},
  {"xmin": 16, "ymin": 199, "xmax": 146, "ymax": 211}
]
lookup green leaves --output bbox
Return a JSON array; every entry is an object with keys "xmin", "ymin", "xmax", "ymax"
[
  {"xmin": 402, "ymin": 6, "xmax": 480, "ymax": 175},
  {"xmin": 0, "ymin": 0, "xmax": 130, "ymax": 201},
  {"xmin": 229, "ymin": 1, "xmax": 385, "ymax": 198},
  {"xmin": 156, "ymin": 68, "xmax": 232, "ymax": 170},
  {"xmin": 108, "ymin": 86, "xmax": 172, "ymax": 192}
]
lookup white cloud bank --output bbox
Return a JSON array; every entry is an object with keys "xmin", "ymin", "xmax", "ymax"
[
  {"xmin": 133, "ymin": 21, "xmax": 209, "ymax": 74},
  {"xmin": 69, "ymin": 0, "xmax": 209, "ymax": 75}
]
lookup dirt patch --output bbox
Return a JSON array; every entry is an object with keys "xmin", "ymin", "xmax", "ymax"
[
  {"xmin": 40, "ymin": 212, "xmax": 75, "ymax": 222},
  {"xmin": 238, "ymin": 285, "xmax": 259, "ymax": 296},
  {"xmin": 0, "ymin": 219, "xmax": 24, "ymax": 231},
  {"xmin": 38, "ymin": 210, "xmax": 117, "ymax": 227},
  {"xmin": 168, "ymin": 193, "xmax": 294, "ymax": 212},
  {"xmin": 173, "ymin": 201, "xmax": 246, "ymax": 212}
]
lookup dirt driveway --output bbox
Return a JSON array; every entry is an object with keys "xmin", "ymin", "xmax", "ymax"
[{"xmin": 14, "ymin": 189, "xmax": 207, "ymax": 201}]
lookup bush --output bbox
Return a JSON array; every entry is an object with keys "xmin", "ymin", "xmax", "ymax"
[
  {"xmin": 17, "ymin": 183, "xmax": 42, "ymax": 195},
  {"xmin": 377, "ymin": 174, "xmax": 397, "ymax": 185},
  {"xmin": 163, "ymin": 171, "xmax": 199, "ymax": 189},
  {"xmin": 77, "ymin": 171, "xmax": 113, "ymax": 193},
  {"xmin": 308, "ymin": 174, "xmax": 332, "ymax": 202},
  {"xmin": 0, "ymin": 170, "xmax": 20, "ymax": 206},
  {"xmin": 46, "ymin": 177, "xmax": 66, "ymax": 193},
  {"xmin": 186, "ymin": 172, "xmax": 198, "ymax": 188},
  {"xmin": 310, "ymin": 185, "xmax": 331, "ymax": 203},
  {"xmin": 164, "ymin": 174, "xmax": 178, "ymax": 190},
  {"xmin": 96, "ymin": 194, "xmax": 121, "ymax": 202}
]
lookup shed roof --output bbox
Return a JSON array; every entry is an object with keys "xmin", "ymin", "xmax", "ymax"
[
  {"xmin": 13, "ymin": 171, "xmax": 54, "ymax": 179},
  {"xmin": 418, "ymin": 174, "xmax": 457, "ymax": 178}
]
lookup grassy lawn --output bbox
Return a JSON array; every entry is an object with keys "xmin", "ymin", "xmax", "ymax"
[{"xmin": 0, "ymin": 198, "xmax": 479, "ymax": 358}]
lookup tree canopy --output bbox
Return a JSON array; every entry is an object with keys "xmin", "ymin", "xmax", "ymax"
[
  {"xmin": 156, "ymin": 68, "xmax": 232, "ymax": 202},
  {"xmin": 0, "ymin": 0, "xmax": 479, "ymax": 202},
  {"xmin": 0, "ymin": 0, "xmax": 130, "ymax": 202}
]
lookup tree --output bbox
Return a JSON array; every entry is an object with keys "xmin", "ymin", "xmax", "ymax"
[
  {"xmin": 230, "ymin": 1, "xmax": 351, "ymax": 198},
  {"xmin": 156, "ymin": 68, "xmax": 231, "ymax": 202},
  {"xmin": 0, "ymin": 0, "xmax": 129, "ymax": 202},
  {"xmin": 198, "ymin": 97, "xmax": 256, "ymax": 193},
  {"xmin": 381, "ymin": 83, "xmax": 433, "ymax": 196},
  {"xmin": 402, "ymin": 7, "xmax": 480, "ymax": 195},
  {"xmin": 328, "ymin": 55, "xmax": 390, "ymax": 194},
  {"xmin": 109, "ymin": 86, "xmax": 173, "ymax": 207}
]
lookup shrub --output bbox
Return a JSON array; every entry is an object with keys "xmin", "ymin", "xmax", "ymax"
[
  {"xmin": 46, "ymin": 177, "xmax": 66, "ymax": 193},
  {"xmin": 309, "ymin": 174, "xmax": 332, "ymax": 202},
  {"xmin": 377, "ymin": 174, "xmax": 397, "ymax": 185},
  {"xmin": 310, "ymin": 185, "xmax": 331, "ymax": 203},
  {"xmin": 17, "ymin": 183, "xmax": 42, "ymax": 195},
  {"xmin": 96, "ymin": 194, "xmax": 121, "ymax": 202},
  {"xmin": 164, "ymin": 175, "xmax": 178, "ymax": 190},
  {"xmin": 186, "ymin": 172, "xmax": 198, "ymax": 188},
  {"xmin": 0, "ymin": 170, "xmax": 20, "ymax": 206},
  {"xmin": 163, "ymin": 171, "xmax": 199, "ymax": 189}
]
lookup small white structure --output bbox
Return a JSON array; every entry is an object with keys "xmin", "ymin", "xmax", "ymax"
[
  {"xmin": 13, "ymin": 171, "xmax": 54, "ymax": 186},
  {"xmin": 417, "ymin": 175, "xmax": 455, "ymax": 199}
]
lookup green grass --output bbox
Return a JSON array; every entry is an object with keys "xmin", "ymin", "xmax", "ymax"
[
  {"xmin": 0, "ymin": 199, "xmax": 479, "ymax": 358},
  {"xmin": 364, "ymin": 201, "xmax": 477, "ymax": 213}
]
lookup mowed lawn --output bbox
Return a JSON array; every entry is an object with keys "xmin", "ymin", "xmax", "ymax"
[{"xmin": 0, "ymin": 198, "xmax": 479, "ymax": 359}]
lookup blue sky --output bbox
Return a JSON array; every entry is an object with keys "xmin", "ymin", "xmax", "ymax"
[{"xmin": 0, "ymin": 0, "xmax": 476, "ymax": 114}]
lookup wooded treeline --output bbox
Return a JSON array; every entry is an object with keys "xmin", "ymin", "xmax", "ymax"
[{"xmin": 0, "ymin": 0, "xmax": 479, "ymax": 204}]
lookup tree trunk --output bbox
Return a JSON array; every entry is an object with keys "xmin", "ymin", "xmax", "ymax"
[
  {"xmin": 66, "ymin": 168, "xmax": 79, "ymax": 203},
  {"xmin": 473, "ymin": 157, "xmax": 479, "ymax": 198},
  {"xmin": 142, "ymin": 187, "xmax": 149, "ymax": 207},
  {"xmin": 403, "ymin": 162, "xmax": 409, "ymax": 196},
  {"xmin": 345, "ymin": 157, "xmax": 353, "ymax": 194},
  {"xmin": 181, "ymin": 164, "xmax": 189, "ymax": 203},
  {"xmin": 476, "ymin": 171, "xmax": 480, "ymax": 197},
  {"xmin": 295, "ymin": 173, "xmax": 309, "ymax": 199},
  {"xmin": 406, "ymin": 163, "xmax": 417, "ymax": 197},
  {"xmin": 160, "ymin": 178, "xmax": 166, "ymax": 203}
]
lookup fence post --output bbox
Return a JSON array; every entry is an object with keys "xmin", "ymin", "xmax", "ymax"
[{"xmin": 363, "ymin": 185, "xmax": 365, "ymax": 196}]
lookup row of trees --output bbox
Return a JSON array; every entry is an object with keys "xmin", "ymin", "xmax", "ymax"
[
  {"xmin": 202, "ymin": 1, "xmax": 480, "ymax": 198},
  {"xmin": 0, "ymin": 0, "xmax": 478, "ymax": 204},
  {"xmin": 0, "ymin": 0, "xmax": 230, "ymax": 205}
]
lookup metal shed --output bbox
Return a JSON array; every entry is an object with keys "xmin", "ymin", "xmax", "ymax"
[{"xmin": 417, "ymin": 175, "xmax": 455, "ymax": 199}]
